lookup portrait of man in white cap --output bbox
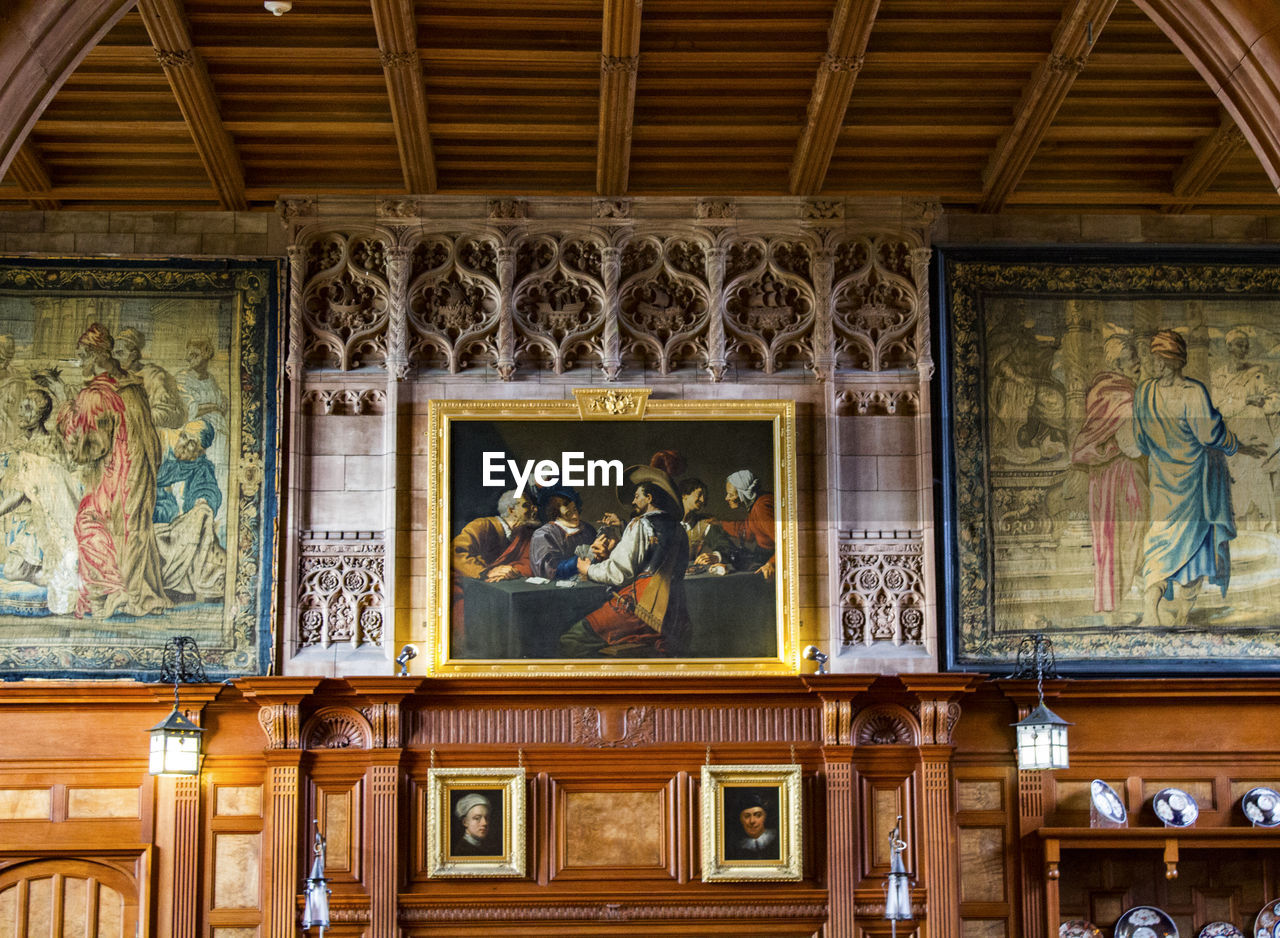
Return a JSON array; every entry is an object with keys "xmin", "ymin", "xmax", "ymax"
[{"xmin": 449, "ymin": 789, "xmax": 502, "ymax": 857}]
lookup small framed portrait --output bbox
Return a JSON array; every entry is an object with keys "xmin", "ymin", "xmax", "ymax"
[
  {"xmin": 700, "ymin": 764, "xmax": 802, "ymax": 881},
  {"xmin": 426, "ymin": 767, "xmax": 526, "ymax": 877}
]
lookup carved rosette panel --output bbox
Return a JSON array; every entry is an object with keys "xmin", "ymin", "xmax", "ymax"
[
  {"xmin": 298, "ymin": 535, "xmax": 385, "ymax": 649},
  {"xmin": 300, "ymin": 232, "xmax": 393, "ymax": 369},
  {"xmin": 722, "ymin": 237, "xmax": 817, "ymax": 374},
  {"xmin": 618, "ymin": 235, "xmax": 711, "ymax": 374},
  {"xmin": 407, "ymin": 233, "xmax": 501, "ymax": 373},
  {"xmin": 831, "ymin": 236, "xmax": 919, "ymax": 371},
  {"xmin": 838, "ymin": 534, "xmax": 925, "ymax": 648},
  {"xmin": 302, "ymin": 706, "xmax": 373, "ymax": 750},
  {"xmin": 512, "ymin": 234, "xmax": 606, "ymax": 373}
]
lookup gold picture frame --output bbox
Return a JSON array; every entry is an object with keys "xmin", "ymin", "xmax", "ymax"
[
  {"xmin": 700, "ymin": 764, "xmax": 803, "ymax": 882},
  {"xmin": 425, "ymin": 390, "xmax": 799, "ymax": 676},
  {"xmin": 426, "ymin": 767, "xmax": 527, "ymax": 878}
]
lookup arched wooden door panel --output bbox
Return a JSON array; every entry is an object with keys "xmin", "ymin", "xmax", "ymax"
[{"xmin": 0, "ymin": 860, "xmax": 138, "ymax": 938}]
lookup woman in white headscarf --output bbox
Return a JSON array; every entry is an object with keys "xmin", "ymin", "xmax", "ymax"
[{"xmin": 699, "ymin": 468, "xmax": 776, "ymax": 579}]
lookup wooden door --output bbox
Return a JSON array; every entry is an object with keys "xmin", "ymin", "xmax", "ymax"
[{"xmin": 0, "ymin": 860, "xmax": 138, "ymax": 938}]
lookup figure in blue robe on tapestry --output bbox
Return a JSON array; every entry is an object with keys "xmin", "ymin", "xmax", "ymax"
[
  {"xmin": 152, "ymin": 420, "xmax": 226, "ymax": 604},
  {"xmin": 1134, "ymin": 329, "xmax": 1267, "ymax": 628}
]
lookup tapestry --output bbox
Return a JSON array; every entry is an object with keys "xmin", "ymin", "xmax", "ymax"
[
  {"xmin": 0, "ymin": 257, "xmax": 280, "ymax": 678},
  {"xmin": 939, "ymin": 248, "xmax": 1280, "ymax": 672}
]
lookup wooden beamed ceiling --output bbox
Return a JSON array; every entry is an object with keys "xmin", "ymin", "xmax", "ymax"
[{"xmin": 1, "ymin": 0, "xmax": 1277, "ymax": 213}]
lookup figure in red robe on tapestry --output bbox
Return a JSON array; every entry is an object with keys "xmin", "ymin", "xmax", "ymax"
[
  {"xmin": 1070, "ymin": 336, "xmax": 1150, "ymax": 616},
  {"xmin": 56, "ymin": 323, "xmax": 170, "ymax": 619}
]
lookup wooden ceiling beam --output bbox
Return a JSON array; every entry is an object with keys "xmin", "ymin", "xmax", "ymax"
[
  {"xmin": 788, "ymin": 0, "xmax": 882, "ymax": 196},
  {"xmin": 6, "ymin": 141, "xmax": 60, "ymax": 210},
  {"xmin": 136, "ymin": 0, "xmax": 248, "ymax": 211},
  {"xmin": 370, "ymin": 0, "xmax": 437, "ymax": 193},
  {"xmin": 1165, "ymin": 109, "xmax": 1247, "ymax": 214},
  {"xmin": 596, "ymin": 0, "xmax": 642, "ymax": 195},
  {"xmin": 978, "ymin": 0, "xmax": 1118, "ymax": 213}
]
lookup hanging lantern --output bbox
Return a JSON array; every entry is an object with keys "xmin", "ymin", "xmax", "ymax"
[
  {"xmin": 884, "ymin": 815, "xmax": 913, "ymax": 935},
  {"xmin": 148, "ymin": 636, "xmax": 207, "ymax": 777},
  {"xmin": 302, "ymin": 822, "xmax": 331, "ymax": 936},
  {"xmin": 1009, "ymin": 633, "xmax": 1072, "ymax": 771}
]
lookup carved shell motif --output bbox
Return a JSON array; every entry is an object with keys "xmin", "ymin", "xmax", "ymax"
[
  {"xmin": 406, "ymin": 233, "xmax": 501, "ymax": 373},
  {"xmin": 831, "ymin": 236, "xmax": 918, "ymax": 371},
  {"xmin": 300, "ymin": 232, "xmax": 392, "ymax": 370},
  {"xmin": 722, "ymin": 237, "xmax": 817, "ymax": 374},
  {"xmin": 512, "ymin": 235, "xmax": 606, "ymax": 374},
  {"xmin": 303, "ymin": 707, "xmax": 372, "ymax": 750},
  {"xmin": 618, "ymin": 236, "xmax": 711, "ymax": 375},
  {"xmin": 854, "ymin": 708, "xmax": 916, "ymax": 746}
]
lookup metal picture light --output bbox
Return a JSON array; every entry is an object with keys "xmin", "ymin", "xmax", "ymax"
[
  {"xmin": 884, "ymin": 815, "xmax": 913, "ymax": 935},
  {"xmin": 301, "ymin": 821, "xmax": 331, "ymax": 936},
  {"xmin": 148, "ymin": 636, "xmax": 207, "ymax": 777},
  {"xmin": 1009, "ymin": 633, "xmax": 1071, "ymax": 771}
]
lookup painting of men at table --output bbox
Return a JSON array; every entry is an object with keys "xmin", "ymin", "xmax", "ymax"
[
  {"xmin": 944, "ymin": 252, "xmax": 1280, "ymax": 672},
  {"xmin": 440, "ymin": 411, "xmax": 790, "ymax": 663},
  {"xmin": 0, "ymin": 257, "xmax": 279, "ymax": 678}
]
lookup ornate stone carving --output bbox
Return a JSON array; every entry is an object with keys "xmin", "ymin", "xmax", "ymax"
[
  {"xmin": 697, "ymin": 200, "xmax": 736, "ymax": 222},
  {"xmin": 838, "ymin": 532, "xmax": 925, "ymax": 647},
  {"xmin": 407, "ymin": 234, "xmax": 501, "ymax": 373},
  {"xmin": 723, "ymin": 237, "xmax": 817, "ymax": 374},
  {"xmin": 300, "ymin": 233, "xmax": 393, "ymax": 370},
  {"xmin": 298, "ymin": 533, "xmax": 385, "ymax": 649},
  {"xmin": 618, "ymin": 236, "xmax": 711, "ymax": 374},
  {"xmin": 831, "ymin": 236, "xmax": 919, "ymax": 371},
  {"xmin": 512, "ymin": 235, "xmax": 606, "ymax": 373},
  {"xmin": 278, "ymin": 197, "xmax": 317, "ymax": 223},
  {"xmin": 153, "ymin": 48, "xmax": 195, "ymax": 68},
  {"xmin": 300, "ymin": 387, "xmax": 386, "ymax": 416},
  {"xmin": 852, "ymin": 707, "xmax": 916, "ymax": 746},
  {"xmin": 834, "ymin": 387, "xmax": 919, "ymax": 416},
  {"xmin": 487, "ymin": 199, "xmax": 528, "ymax": 220},
  {"xmin": 303, "ymin": 707, "xmax": 372, "ymax": 749},
  {"xmin": 803, "ymin": 200, "xmax": 844, "ymax": 221},
  {"xmin": 593, "ymin": 198, "xmax": 631, "ymax": 219},
  {"xmin": 376, "ymin": 199, "xmax": 421, "ymax": 218}
]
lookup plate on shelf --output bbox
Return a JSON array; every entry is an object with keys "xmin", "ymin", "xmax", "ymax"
[
  {"xmin": 1255, "ymin": 898, "xmax": 1280, "ymax": 937},
  {"xmin": 1153, "ymin": 787, "xmax": 1199, "ymax": 827},
  {"xmin": 1061, "ymin": 921, "xmax": 1104, "ymax": 938},
  {"xmin": 1115, "ymin": 905, "xmax": 1179, "ymax": 938},
  {"xmin": 1197, "ymin": 923, "xmax": 1244, "ymax": 938},
  {"xmin": 1091, "ymin": 779, "xmax": 1127, "ymax": 824},
  {"xmin": 1243, "ymin": 787, "xmax": 1280, "ymax": 827}
]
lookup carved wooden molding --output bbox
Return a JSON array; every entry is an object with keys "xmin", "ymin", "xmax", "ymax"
[
  {"xmin": 597, "ymin": 0, "xmax": 642, "ymax": 195},
  {"xmin": 7, "ymin": 141, "xmax": 59, "ymax": 211},
  {"xmin": 399, "ymin": 901, "xmax": 829, "ymax": 922},
  {"xmin": 360, "ymin": 701, "xmax": 402, "ymax": 748},
  {"xmin": 979, "ymin": 0, "xmax": 1119, "ymax": 212},
  {"xmin": 850, "ymin": 704, "xmax": 920, "ymax": 746},
  {"xmin": 370, "ymin": 0, "xmax": 436, "ymax": 193},
  {"xmin": 913, "ymin": 698, "xmax": 962, "ymax": 746},
  {"xmin": 838, "ymin": 531, "xmax": 926, "ymax": 649},
  {"xmin": 257, "ymin": 702, "xmax": 301, "ymax": 749},
  {"xmin": 302, "ymin": 706, "xmax": 373, "ymax": 750},
  {"xmin": 137, "ymin": 0, "xmax": 248, "ymax": 210},
  {"xmin": 789, "ymin": 0, "xmax": 882, "ymax": 195},
  {"xmin": 298, "ymin": 532, "xmax": 385, "ymax": 651},
  {"xmin": 570, "ymin": 706, "xmax": 656, "ymax": 747},
  {"xmin": 1169, "ymin": 109, "xmax": 1249, "ymax": 213}
]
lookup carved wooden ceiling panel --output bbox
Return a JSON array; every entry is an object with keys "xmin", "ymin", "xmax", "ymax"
[{"xmin": 1, "ymin": 0, "xmax": 1277, "ymax": 213}]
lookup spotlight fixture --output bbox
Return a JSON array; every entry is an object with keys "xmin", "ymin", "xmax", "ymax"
[
  {"xmin": 264, "ymin": 1, "xmax": 292, "ymax": 15},
  {"xmin": 1009, "ymin": 633, "xmax": 1072, "ymax": 771},
  {"xmin": 802, "ymin": 645, "xmax": 828, "ymax": 674},
  {"xmin": 395, "ymin": 643, "xmax": 418, "ymax": 677},
  {"xmin": 148, "ymin": 636, "xmax": 208, "ymax": 776}
]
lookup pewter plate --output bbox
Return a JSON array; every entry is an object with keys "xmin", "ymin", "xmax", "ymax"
[
  {"xmin": 1243, "ymin": 787, "xmax": 1280, "ymax": 827},
  {"xmin": 1153, "ymin": 787, "xmax": 1199, "ymax": 827},
  {"xmin": 1091, "ymin": 778, "xmax": 1127, "ymax": 824},
  {"xmin": 1115, "ymin": 906, "xmax": 1179, "ymax": 938},
  {"xmin": 1060, "ymin": 920, "xmax": 1104, "ymax": 938}
]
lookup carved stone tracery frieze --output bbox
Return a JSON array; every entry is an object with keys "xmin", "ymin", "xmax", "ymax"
[
  {"xmin": 300, "ymin": 387, "xmax": 386, "ymax": 416},
  {"xmin": 838, "ymin": 531, "xmax": 926, "ymax": 648},
  {"xmin": 297, "ymin": 533, "xmax": 385, "ymax": 650},
  {"xmin": 281, "ymin": 199, "xmax": 935, "ymax": 380}
]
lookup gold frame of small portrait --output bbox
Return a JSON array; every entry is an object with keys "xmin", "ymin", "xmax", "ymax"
[
  {"xmin": 700, "ymin": 763, "xmax": 803, "ymax": 882},
  {"xmin": 426, "ymin": 766, "xmax": 527, "ymax": 878}
]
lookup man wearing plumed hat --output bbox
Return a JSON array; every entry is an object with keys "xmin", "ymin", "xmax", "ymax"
[{"xmin": 561, "ymin": 463, "xmax": 689, "ymax": 657}]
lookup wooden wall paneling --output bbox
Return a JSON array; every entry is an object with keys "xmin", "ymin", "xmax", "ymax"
[
  {"xmin": 953, "ymin": 767, "xmax": 1016, "ymax": 938},
  {"xmin": 262, "ymin": 751, "xmax": 302, "ymax": 938},
  {"xmin": 551, "ymin": 775, "xmax": 675, "ymax": 881},
  {"xmin": 364, "ymin": 752, "xmax": 399, "ymax": 938},
  {"xmin": 206, "ymin": 769, "xmax": 265, "ymax": 938}
]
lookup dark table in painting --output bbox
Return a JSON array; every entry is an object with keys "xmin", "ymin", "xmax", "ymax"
[{"xmin": 458, "ymin": 572, "xmax": 776, "ymax": 659}]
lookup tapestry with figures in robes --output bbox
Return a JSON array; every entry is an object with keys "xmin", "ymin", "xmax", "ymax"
[{"xmin": 0, "ymin": 257, "xmax": 280, "ymax": 678}]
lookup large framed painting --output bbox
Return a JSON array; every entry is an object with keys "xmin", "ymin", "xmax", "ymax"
[
  {"xmin": 938, "ymin": 246, "xmax": 1280, "ymax": 673},
  {"xmin": 0, "ymin": 256, "xmax": 281, "ymax": 678},
  {"xmin": 425, "ymin": 389, "xmax": 798, "ymax": 675}
]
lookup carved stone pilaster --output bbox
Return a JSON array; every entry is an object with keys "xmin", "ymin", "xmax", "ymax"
[
  {"xmin": 600, "ymin": 245, "xmax": 623, "ymax": 380},
  {"xmin": 297, "ymin": 532, "xmax": 385, "ymax": 651},
  {"xmin": 811, "ymin": 246, "xmax": 836, "ymax": 381},
  {"xmin": 910, "ymin": 246, "xmax": 933, "ymax": 380},
  {"xmin": 704, "ymin": 246, "xmax": 728, "ymax": 381},
  {"xmin": 837, "ymin": 531, "xmax": 926, "ymax": 649},
  {"xmin": 385, "ymin": 245, "xmax": 411, "ymax": 380},
  {"xmin": 495, "ymin": 245, "xmax": 517, "ymax": 380},
  {"xmin": 286, "ymin": 245, "xmax": 306, "ymax": 380}
]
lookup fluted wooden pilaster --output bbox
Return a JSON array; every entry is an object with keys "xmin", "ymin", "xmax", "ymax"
[
  {"xmin": 266, "ymin": 753, "xmax": 303, "ymax": 938},
  {"xmin": 596, "ymin": 0, "xmax": 642, "ymax": 195},
  {"xmin": 172, "ymin": 775, "xmax": 201, "ymax": 938},
  {"xmin": 370, "ymin": 0, "xmax": 437, "ymax": 193},
  {"xmin": 367, "ymin": 758, "xmax": 400, "ymax": 938}
]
